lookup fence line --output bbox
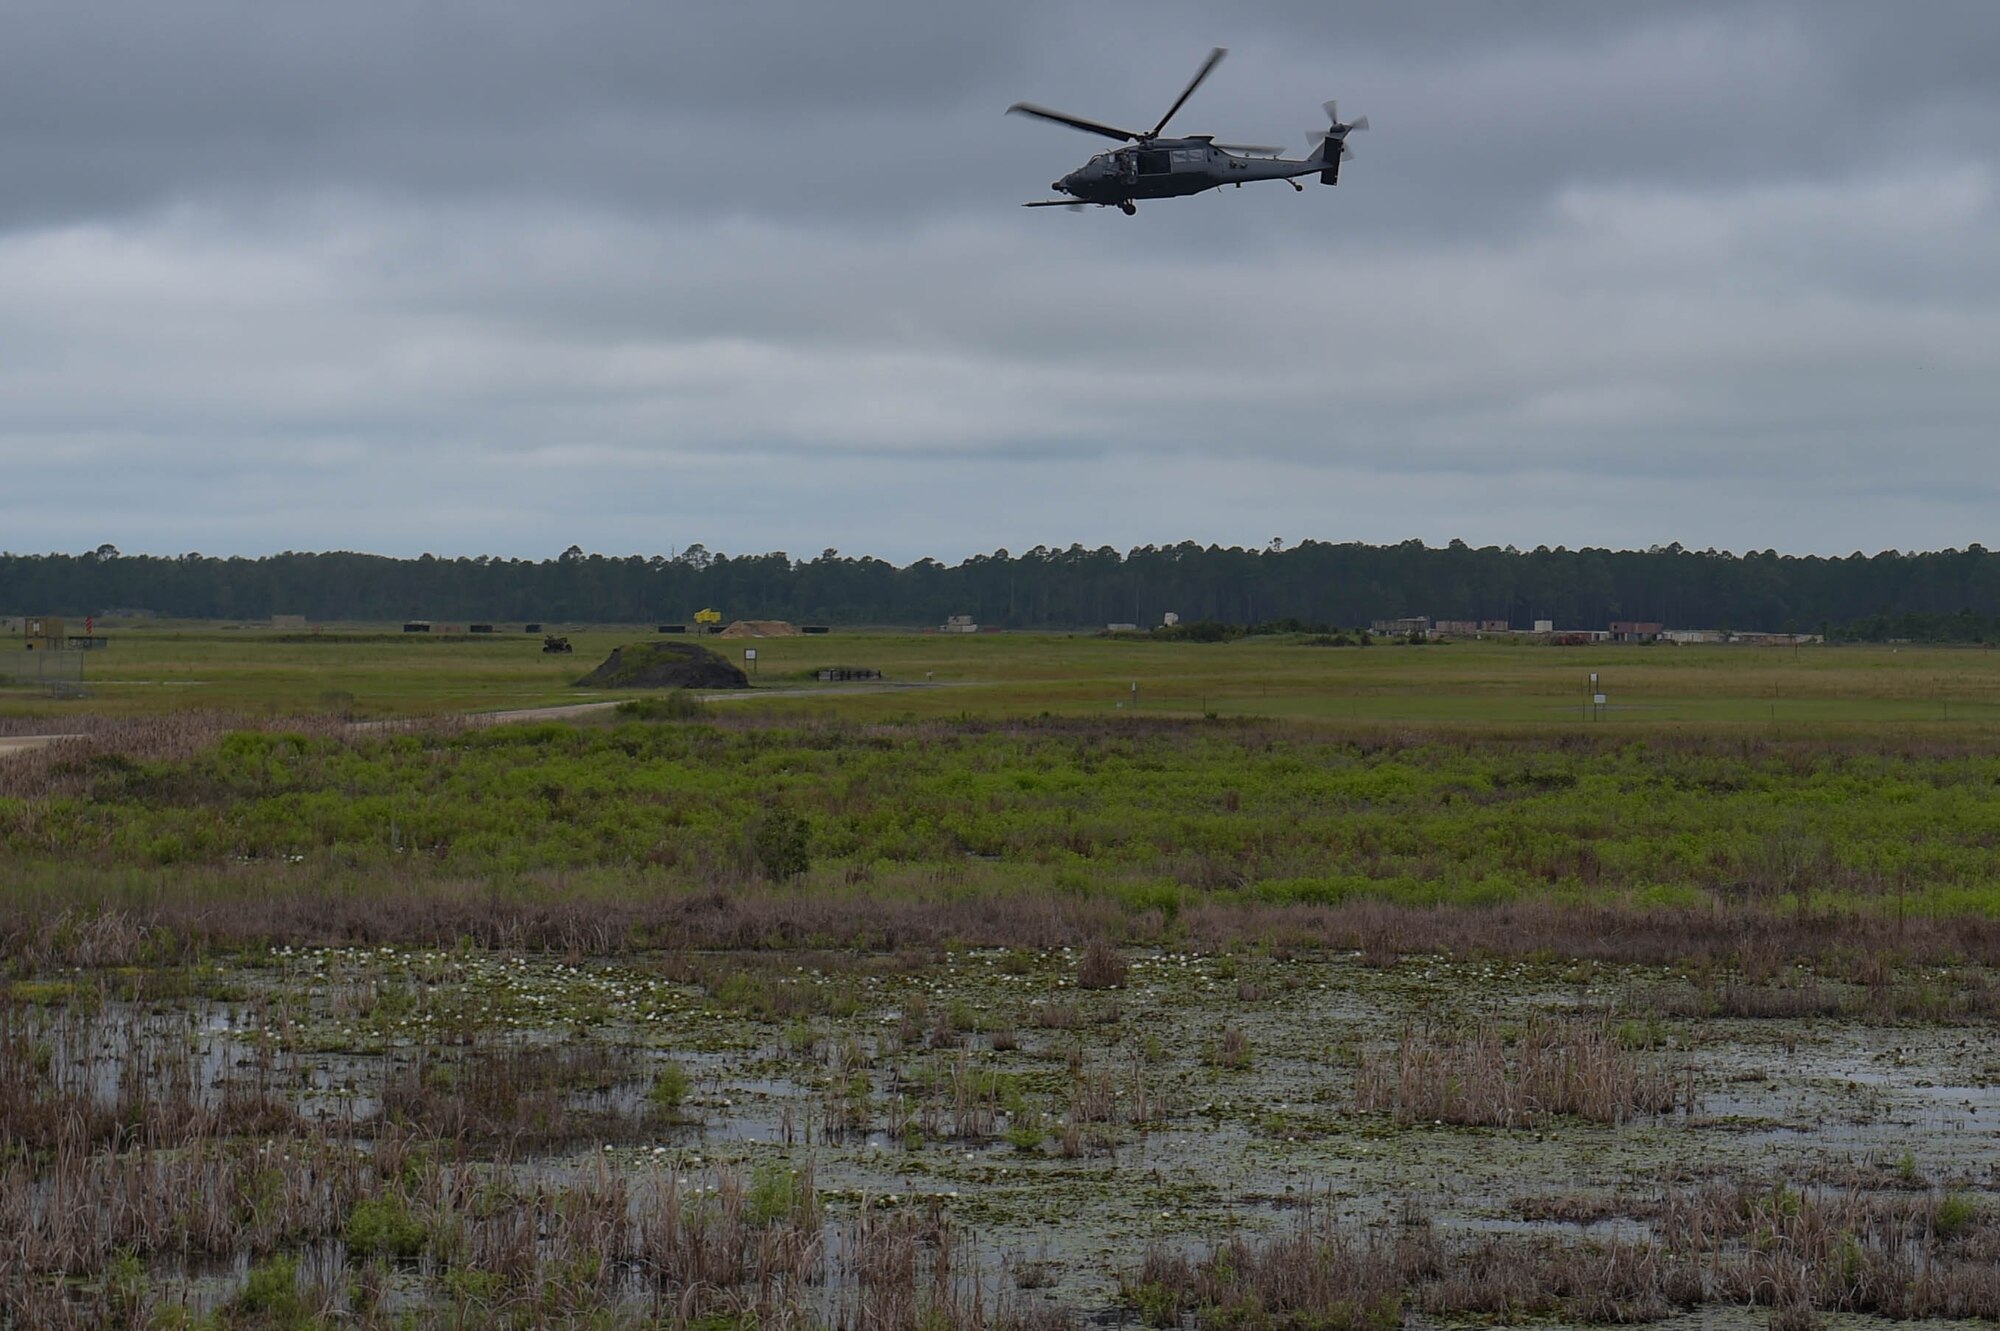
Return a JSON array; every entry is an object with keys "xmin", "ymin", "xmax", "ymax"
[{"xmin": 0, "ymin": 651, "xmax": 85, "ymax": 685}]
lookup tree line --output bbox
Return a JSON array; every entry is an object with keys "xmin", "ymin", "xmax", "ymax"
[{"xmin": 4, "ymin": 540, "xmax": 1999, "ymax": 640}]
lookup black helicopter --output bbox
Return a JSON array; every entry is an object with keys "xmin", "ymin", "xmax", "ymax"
[{"xmin": 1009, "ymin": 48, "xmax": 1366, "ymax": 214}]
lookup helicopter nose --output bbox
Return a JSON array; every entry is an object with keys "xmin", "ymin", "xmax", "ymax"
[{"xmin": 1052, "ymin": 180, "xmax": 1068, "ymax": 194}]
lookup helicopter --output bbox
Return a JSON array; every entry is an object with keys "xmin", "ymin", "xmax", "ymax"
[{"xmin": 1008, "ymin": 48, "xmax": 1366, "ymax": 215}]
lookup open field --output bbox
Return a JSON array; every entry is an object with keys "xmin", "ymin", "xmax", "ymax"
[
  {"xmin": 7, "ymin": 623, "xmax": 2000, "ymax": 727},
  {"xmin": 4, "ymin": 626, "xmax": 2000, "ymax": 1327}
]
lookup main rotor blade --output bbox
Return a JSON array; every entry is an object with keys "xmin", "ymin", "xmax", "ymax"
[
  {"xmin": 1006, "ymin": 102, "xmax": 1139, "ymax": 142},
  {"xmin": 1150, "ymin": 46, "xmax": 1226, "ymax": 139}
]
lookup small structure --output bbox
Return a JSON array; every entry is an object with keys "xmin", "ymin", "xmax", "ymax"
[
  {"xmin": 1533, "ymin": 619, "xmax": 1554, "ymax": 634},
  {"xmin": 3, "ymin": 618, "xmax": 86, "ymax": 690},
  {"xmin": 1609, "ymin": 621, "xmax": 1664, "ymax": 643},
  {"xmin": 815, "ymin": 666, "xmax": 882, "ymax": 682},
  {"xmin": 1371, "ymin": 615, "xmax": 1430, "ymax": 638},
  {"xmin": 469, "ymin": 623, "xmax": 495, "ymax": 634},
  {"xmin": 1106, "ymin": 622, "xmax": 1139, "ymax": 633},
  {"xmin": 1162, "ymin": 612, "xmax": 1180, "ymax": 627},
  {"xmin": 657, "ymin": 624, "xmax": 687, "ymax": 634},
  {"xmin": 524, "ymin": 623, "xmax": 543, "ymax": 633},
  {"xmin": 801, "ymin": 625, "xmax": 831, "ymax": 635},
  {"xmin": 402, "ymin": 621, "xmax": 432, "ymax": 634},
  {"xmin": 19, "ymin": 616, "xmax": 64, "ymax": 650},
  {"xmin": 942, "ymin": 614, "xmax": 979, "ymax": 633}
]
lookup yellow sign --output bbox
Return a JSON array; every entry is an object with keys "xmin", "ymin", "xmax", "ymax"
[{"xmin": 694, "ymin": 608, "xmax": 722, "ymax": 625}]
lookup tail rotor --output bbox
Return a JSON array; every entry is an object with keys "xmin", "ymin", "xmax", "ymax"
[{"xmin": 1308, "ymin": 99, "xmax": 1368, "ymax": 184}]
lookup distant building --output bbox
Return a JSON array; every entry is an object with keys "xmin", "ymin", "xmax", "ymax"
[
  {"xmin": 1371, "ymin": 615, "xmax": 1431, "ymax": 637},
  {"xmin": 1481, "ymin": 619, "xmax": 1510, "ymax": 632},
  {"xmin": 942, "ymin": 615, "xmax": 979, "ymax": 633},
  {"xmin": 18, "ymin": 616, "xmax": 64, "ymax": 650},
  {"xmin": 1162, "ymin": 612, "xmax": 1180, "ymax": 627},
  {"xmin": 1533, "ymin": 619, "xmax": 1554, "ymax": 634},
  {"xmin": 1106, "ymin": 622, "xmax": 1139, "ymax": 633},
  {"xmin": 1609, "ymin": 621, "xmax": 1664, "ymax": 643}
]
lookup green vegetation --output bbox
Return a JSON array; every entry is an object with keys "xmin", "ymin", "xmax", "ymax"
[
  {"xmin": 344, "ymin": 1195, "xmax": 427, "ymax": 1260},
  {"xmin": 11, "ymin": 715, "xmax": 2000, "ymax": 925},
  {"xmin": 647, "ymin": 1062, "xmax": 691, "ymax": 1118},
  {"xmin": 616, "ymin": 690, "xmax": 707, "ymax": 721}
]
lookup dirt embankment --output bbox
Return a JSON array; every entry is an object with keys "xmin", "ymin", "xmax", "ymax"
[
  {"xmin": 717, "ymin": 620, "xmax": 797, "ymax": 638},
  {"xmin": 574, "ymin": 642, "xmax": 749, "ymax": 690}
]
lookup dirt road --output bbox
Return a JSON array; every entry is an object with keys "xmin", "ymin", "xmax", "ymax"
[
  {"xmin": 0, "ymin": 681, "xmax": 944, "ymax": 754},
  {"xmin": 0, "ymin": 734, "xmax": 81, "ymax": 756}
]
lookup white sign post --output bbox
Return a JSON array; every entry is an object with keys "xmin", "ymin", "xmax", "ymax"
[{"xmin": 744, "ymin": 648, "xmax": 758, "ymax": 675}]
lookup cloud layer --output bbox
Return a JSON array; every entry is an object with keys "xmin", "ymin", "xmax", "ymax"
[{"xmin": 3, "ymin": 1, "xmax": 1998, "ymax": 560}]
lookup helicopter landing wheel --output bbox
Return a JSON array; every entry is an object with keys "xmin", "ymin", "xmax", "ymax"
[{"xmin": 1119, "ymin": 200, "xmax": 1137, "ymax": 216}]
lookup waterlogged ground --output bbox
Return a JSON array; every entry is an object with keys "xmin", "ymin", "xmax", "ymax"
[{"xmin": 21, "ymin": 943, "xmax": 1999, "ymax": 1324}]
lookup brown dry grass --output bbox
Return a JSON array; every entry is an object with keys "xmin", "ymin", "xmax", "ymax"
[
  {"xmin": 1136, "ymin": 1182, "xmax": 2000, "ymax": 1327},
  {"xmin": 1356, "ymin": 1016, "xmax": 1690, "ymax": 1126},
  {"xmin": 13, "ymin": 890, "xmax": 2000, "ymax": 975}
]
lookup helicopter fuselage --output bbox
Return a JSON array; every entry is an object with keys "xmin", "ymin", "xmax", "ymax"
[{"xmin": 1052, "ymin": 136, "xmax": 1324, "ymax": 205}]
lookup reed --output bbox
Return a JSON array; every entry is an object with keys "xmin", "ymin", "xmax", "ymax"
[{"xmin": 1356, "ymin": 1016, "xmax": 1689, "ymax": 1126}]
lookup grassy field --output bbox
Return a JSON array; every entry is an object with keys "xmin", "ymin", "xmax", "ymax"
[
  {"xmin": 7, "ymin": 624, "xmax": 2000, "ymax": 1328},
  {"xmin": 9, "ymin": 621, "xmax": 2000, "ymax": 727}
]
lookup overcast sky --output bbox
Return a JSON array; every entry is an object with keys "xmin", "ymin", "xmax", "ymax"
[{"xmin": 3, "ymin": 1, "xmax": 1997, "ymax": 562}]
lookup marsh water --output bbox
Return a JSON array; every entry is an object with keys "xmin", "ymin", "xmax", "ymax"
[{"xmin": 15, "ymin": 942, "xmax": 1996, "ymax": 1325}]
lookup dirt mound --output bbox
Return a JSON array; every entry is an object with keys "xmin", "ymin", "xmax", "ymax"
[
  {"xmin": 717, "ymin": 619, "xmax": 798, "ymax": 638},
  {"xmin": 575, "ymin": 641, "xmax": 748, "ymax": 690}
]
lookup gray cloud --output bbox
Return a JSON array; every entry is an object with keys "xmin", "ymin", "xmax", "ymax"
[{"xmin": 2, "ymin": 1, "xmax": 1998, "ymax": 561}]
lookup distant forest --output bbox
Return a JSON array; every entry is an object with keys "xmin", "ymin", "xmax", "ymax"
[{"xmin": 6, "ymin": 540, "xmax": 2000, "ymax": 641}]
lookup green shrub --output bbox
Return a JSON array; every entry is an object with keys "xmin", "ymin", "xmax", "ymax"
[
  {"xmin": 648, "ymin": 1062, "xmax": 691, "ymax": 1118},
  {"xmin": 747, "ymin": 1163, "xmax": 808, "ymax": 1226},
  {"xmin": 749, "ymin": 809, "xmax": 812, "ymax": 882},
  {"xmin": 345, "ymin": 1195, "xmax": 427, "ymax": 1260},
  {"xmin": 1935, "ymin": 1190, "xmax": 1979, "ymax": 1240},
  {"xmin": 229, "ymin": 1254, "xmax": 308, "ymax": 1328},
  {"xmin": 615, "ymin": 691, "xmax": 706, "ymax": 721}
]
